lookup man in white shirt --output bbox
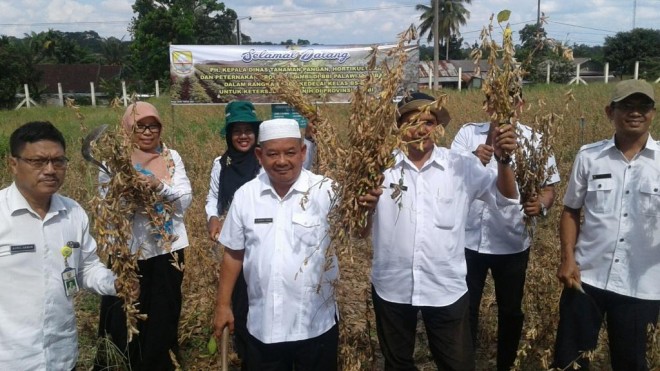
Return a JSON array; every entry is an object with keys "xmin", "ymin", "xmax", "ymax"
[
  {"xmin": 451, "ymin": 97, "xmax": 559, "ymax": 371},
  {"xmin": 553, "ymin": 80, "xmax": 659, "ymax": 370},
  {"xmin": 0, "ymin": 121, "xmax": 117, "ymax": 370},
  {"xmin": 213, "ymin": 119, "xmax": 338, "ymax": 371},
  {"xmin": 360, "ymin": 92, "xmax": 520, "ymax": 370}
]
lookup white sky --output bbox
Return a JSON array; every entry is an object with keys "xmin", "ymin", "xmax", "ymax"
[{"xmin": 0, "ymin": 0, "xmax": 658, "ymax": 46}]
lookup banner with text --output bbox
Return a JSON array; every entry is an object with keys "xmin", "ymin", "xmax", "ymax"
[{"xmin": 169, "ymin": 44, "xmax": 419, "ymax": 105}]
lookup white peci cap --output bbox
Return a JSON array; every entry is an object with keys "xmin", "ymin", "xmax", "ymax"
[{"xmin": 258, "ymin": 119, "xmax": 301, "ymax": 143}]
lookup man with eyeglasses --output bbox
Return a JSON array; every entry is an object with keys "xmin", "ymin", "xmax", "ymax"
[
  {"xmin": 0, "ymin": 121, "xmax": 118, "ymax": 370},
  {"xmin": 553, "ymin": 79, "xmax": 659, "ymax": 371}
]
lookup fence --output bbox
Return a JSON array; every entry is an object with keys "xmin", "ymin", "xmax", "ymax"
[{"xmin": 15, "ymin": 80, "xmax": 161, "ymax": 110}]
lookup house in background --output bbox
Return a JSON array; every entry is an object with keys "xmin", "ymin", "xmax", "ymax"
[
  {"xmin": 417, "ymin": 60, "xmax": 493, "ymax": 90},
  {"xmin": 35, "ymin": 64, "xmax": 122, "ymax": 104}
]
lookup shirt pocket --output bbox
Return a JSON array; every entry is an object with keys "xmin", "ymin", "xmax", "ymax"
[
  {"xmin": 292, "ymin": 213, "xmax": 324, "ymax": 249},
  {"xmin": 433, "ymin": 197, "xmax": 456, "ymax": 229},
  {"xmin": 639, "ymin": 181, "xmax": 660, "ymax": 217},
  {"xmin": 586, "ymin": 178, "xmax": 615, "ymax": 213}
]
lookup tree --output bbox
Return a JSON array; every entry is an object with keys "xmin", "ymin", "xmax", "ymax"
[
  {"xmin": 604, "ymin": 28, "xmax": 660, "ymax": 79},
  {"xmin": 516, "ymin": 24, "xmax": 574, "ymax": 83},
  {"xmin": 416, "ymin": 0, "xmax": 471, "ymax": 59},
  {"xmin": 101, "ymin": 37, "xmax": 129, "ymax": 66},
  {"xmin": 419, "ymin": 34, "xmax": 466, "ymax": 60},
  {"xmin": 130, "ymin": 0, "xmax": 240, "ymax": 86},
  {"xmin": 572, "ymin": 43, "xmax": 604, "ymax": 64},
  {"xmin": 0, "ymin": 36, "xmax": 43, "ymax": 108}
]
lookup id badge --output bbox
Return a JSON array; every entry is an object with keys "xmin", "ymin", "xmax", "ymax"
[{"xmin": 62, "ymin": 267, "xmax": 80, "ymax": 297}]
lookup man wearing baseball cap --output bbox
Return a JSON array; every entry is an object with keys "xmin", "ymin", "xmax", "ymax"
[
  {"xmin": 553, "ymin": 79, "xmax": 658, "ymax": 370},
  {"xmin": 213, "ymin": 119, "xmax": 339, "ymax": 370}
]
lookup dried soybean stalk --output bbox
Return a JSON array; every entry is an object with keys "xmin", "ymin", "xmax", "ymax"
[{"xmin": 473, "ymin": 10, "xmax": 573, "ymax": 229}]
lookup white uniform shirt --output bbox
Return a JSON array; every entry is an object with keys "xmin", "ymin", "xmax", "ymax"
[
  {"xmin": 563, "ymin": 135, "xmax": 660, "ymax": 300},
  {"xmin": 0, "ymin": 183, "xmax": 116, "ymax": 370},
  {"xmin": 100, "ymin": 149, "xmax": 192, "ymax": 259},
  {"xmin": 219, "ymin": 169, "xmax": 337, "ymax": 343},
  {"xmin": 371, "ymin": 146, "xmax": 518, "ymax": 307},
  {"xmin": 205, "ymin": 139, "xmax": 316, "ymax": 221},
  {"xmin": 451, "ymin": 122, "xmax": 560, "ymax": 254}
]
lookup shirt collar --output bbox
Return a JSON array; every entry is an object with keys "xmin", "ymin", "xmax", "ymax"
[
  {"xmin": 8, "ymin": 182, "xmax": 66, "ymax": 218},
  {"xmin": 477, "ymin": 123, "xmax": 491, "ymax": 133},
  {"xmin": 599, "ymin": 134, "xmax": 659, "ymax": 155},
  {"xmin": 258, "ymin": 168, "xmax": 311, "ymax": 198},
  {"xmin": 393, "ymin": 146, "xmax": 447, "ymax": 171}
]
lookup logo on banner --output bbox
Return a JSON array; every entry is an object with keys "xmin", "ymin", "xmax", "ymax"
[{"xmin": 171, "ymin": 51, "xmax": 194, "ymax": 77}]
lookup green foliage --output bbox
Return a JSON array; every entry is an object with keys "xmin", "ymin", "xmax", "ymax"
[
  {"xmin": 0, "ymin": 36, "xmax": 43, "ymax": 108},
  {"xmin": 497, "ymin": 10, "xmax": 511, "ymax": 23},
  {"xmin": 99, "ymin": 77, "xmax": 123, "ymax": 99},
  {"xmin": 23, "ymin": 30, "xmax": 93, "ymax": 64},
  {"xmin": 604, "ymin": 28, "xmax": 660, "ymax": 78},
  {"xmin": 416, "ymin": 0, "xmax": 472, "ymax": 44},
  {"xmin": 572, "ymin": 44, "xmax": 604, "ymax": 64},
  {"xmin": 129, "ymin": 0, "xmax": 239, "ymax": 86},
  {"xmin": 516, "ymin": 24, "xmax": 574, "ymax": 83},
  {"xmin": 419, "ymin": 34, "xmax": 467, "ymax": 60},
  {"xmin": 101, "ymin": 38, "xmax": 129, "ymax": 66}
]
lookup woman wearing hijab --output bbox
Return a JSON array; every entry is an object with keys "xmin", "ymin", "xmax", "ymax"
[
  {"xmin": 205, "ymin": 101, "xmax": 262, "ymax": 369},
  {"xmin": 95, "ymin": 102, "xmax": 193, "ymax": 371}
]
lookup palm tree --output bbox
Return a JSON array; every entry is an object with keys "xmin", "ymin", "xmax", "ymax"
[{"xmin": 416, "ymin": 0, "xmax": 471, "ymax": 60}]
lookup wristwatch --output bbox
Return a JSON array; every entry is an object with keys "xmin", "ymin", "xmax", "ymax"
[{"xmin": 494, "ymin": 152, "xmax": 512, "ymax": 165}]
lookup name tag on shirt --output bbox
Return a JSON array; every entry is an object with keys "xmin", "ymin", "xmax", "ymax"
[
  {"xmin": 592, "ymin": 173, "xmax": 612, "ymax": 180},
  {"xmin": 10, "ymin": 244, "xmax": 35, "ymax": 254},
  {"xmin": 254, "ymin": 218, "xmax": 273, "ymax": 224}
]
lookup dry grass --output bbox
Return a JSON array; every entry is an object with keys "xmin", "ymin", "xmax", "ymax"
[{"xmin": 0, "ymin": 81, "xmax": 658, "ymax": 370}]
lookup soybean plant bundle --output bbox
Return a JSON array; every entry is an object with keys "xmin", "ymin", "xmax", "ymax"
[
  {"xmin": 262, "ymin": 25, "xmax": 418, "ymax": 249},
  {"xmin": 473, "ymin": 10, "xmax": 572, "ymax": 225},
  {"xmin": 88, "ymin": 121, "xmax": 178, "ymax": 342},
  {"xmin": 472, "ymin": 10, "xmax": 523, "ymax": 129}
]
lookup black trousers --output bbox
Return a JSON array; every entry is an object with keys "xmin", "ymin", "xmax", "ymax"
[
  {"xmin": 243, "ymin": 323, "xmax": 338, "ymax": 371},
  {"xmin": 232, "ymin": 268, "xmax": 249, "ymax": 370},
  {"xmin": 552, "ymin": 283, "xmax": 660, "ymax": 371},
  {"xmin": 465, "ymin": 248, "xmax": 529, "ymax": 371},
  {"xmin": 372, "ymin": 286, "xmax": 475, "ymax": 371},
  {"xmin": 94, "ymin": 250, "xmax": 184, "ymax": 371}
]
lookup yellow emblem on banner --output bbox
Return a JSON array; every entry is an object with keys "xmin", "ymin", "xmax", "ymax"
[{"xmin": 172, "ymin": 50, "xmax": 194, "ymax": 76}]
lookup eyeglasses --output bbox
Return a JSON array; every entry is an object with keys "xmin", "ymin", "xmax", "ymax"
[
  {"xmin": 134, "ymin": 124, "xmax": 162, "ymax": 133},
  {"xmin": 16, "ymin": 156, "xmax": 69, "ymax": 170},
  {"xmin": 613, "ymin": 102, "xmax": 655, "ymax": 114}
]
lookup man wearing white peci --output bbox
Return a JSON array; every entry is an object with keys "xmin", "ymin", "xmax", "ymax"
[{"xmin": 213, "ymin": 119, "xmax": 338, "ymax": 371}]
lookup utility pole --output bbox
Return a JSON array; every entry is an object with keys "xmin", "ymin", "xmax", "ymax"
[
  {"xmin": 433, "ymin": 0, "xmax": 439, "ymax": 91},
  {"xmin": 633, "ymin": 0, "xmax": 637, "ymax": 29},
  {"xmin": 236, "ymin": 16, "xmax": 252, "ymax": 45},
  {"xmin": 537, "ymin": 0, "xmax": 541, "ymax": 27}
]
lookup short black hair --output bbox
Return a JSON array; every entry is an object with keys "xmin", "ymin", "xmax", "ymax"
[{"xmin": 10, "ymin": 121, "xmax": 66, "ymax": 157}]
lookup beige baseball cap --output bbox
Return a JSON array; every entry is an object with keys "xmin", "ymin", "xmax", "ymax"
[{"xmin": 611, "ymin": 79, "xmax": 655, "ymax": 103}]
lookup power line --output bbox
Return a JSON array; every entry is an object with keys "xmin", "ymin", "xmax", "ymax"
[
  {"xmin": 234, "ymin": 4, "xmax": 420, "ymax": 19},
  {"xmin": 546, "ymin": 20, "xmax": 617, "ymax": 34}
]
